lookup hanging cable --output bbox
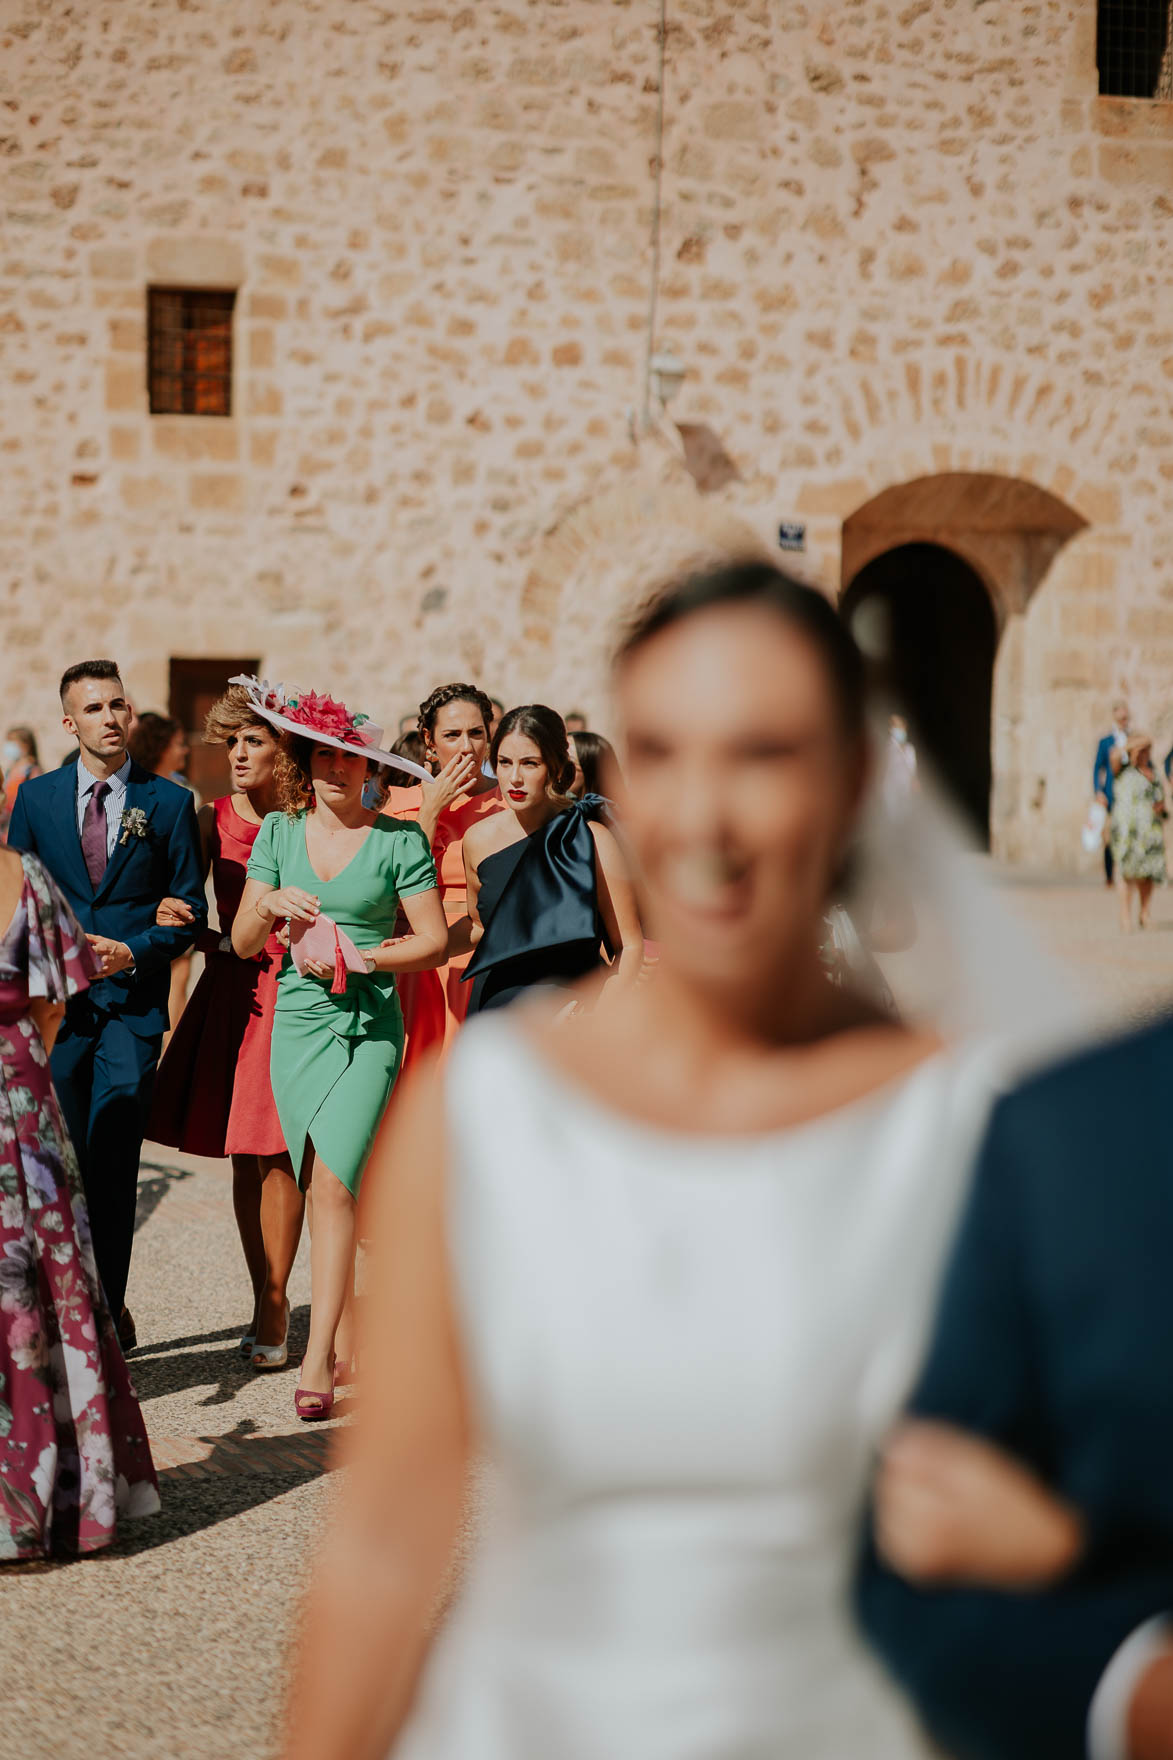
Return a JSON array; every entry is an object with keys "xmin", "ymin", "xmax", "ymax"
[{"xmin": 639, "ymin": 0, "xmax": 668, "ymax": 433}]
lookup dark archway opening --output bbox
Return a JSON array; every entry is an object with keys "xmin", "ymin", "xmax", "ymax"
[{"xmin": 841, "ymin": 543, "xmax": 997, "ymax": 844}]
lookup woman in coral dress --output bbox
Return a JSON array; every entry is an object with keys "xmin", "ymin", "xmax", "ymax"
[
  {"xmin": 383, "ymin": 683, "xmax": 505, "ymax": 1069},
  {"xmin": 149, "ymin": 686, "xmax": 304, "ymax": 1369},
  {"xmin": 0, "ymin": 845, "xmax": 158, "ymax": 1560}
]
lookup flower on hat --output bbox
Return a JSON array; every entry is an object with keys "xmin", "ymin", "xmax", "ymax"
[{"xmin": 283, "ymin": 690, "xmax": 372, "ymax": 745}]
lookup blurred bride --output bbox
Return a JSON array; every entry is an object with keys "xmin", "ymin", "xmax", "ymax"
[{"xmin": 280, "ymin": 559, "xmax": 1075, "ymax": 1760}]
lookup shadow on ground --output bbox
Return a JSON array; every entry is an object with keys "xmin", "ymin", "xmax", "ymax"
[
  {"xmin": 135, "ymin": 1159, "xmax": 196, "ymax": 1233},
  {"xmin": 131, "ymin": 1306, "xmax": 312, "ymax": 1407}
]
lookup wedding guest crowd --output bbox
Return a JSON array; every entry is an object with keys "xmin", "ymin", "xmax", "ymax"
[{"xmin": 6, "ymin": 585, "xmax": 1173, "ymax": 1760}]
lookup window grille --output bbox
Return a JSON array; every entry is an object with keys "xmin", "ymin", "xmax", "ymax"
[
  {"xmin": 1097, "ymin": 0, "xmax": 1173, "ymax": 98},
  {"xmin": 147, "ymin": 287, "xmax": 236, "ymax": 416}
]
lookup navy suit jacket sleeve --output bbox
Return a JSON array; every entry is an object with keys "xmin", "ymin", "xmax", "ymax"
[
  {"xmin": 122, "ymin": 790, "xmax": 206, "ymax": 976},
  {"xmin": 1093, "ymin": 736, "xmax": 1112, "ymax": 798},
  {"xmin": 855, "ymin": 1096, "xmax": 1173, "ymax": 1760}
]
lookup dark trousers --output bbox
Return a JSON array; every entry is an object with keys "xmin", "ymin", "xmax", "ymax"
[
  {"xmin": 51, "ymin": 1002, "xmax": 160, "ymax": 1319},
  {"xmin": 1104, "ymin": 839, "xmax": 1115, "ymax": 884}
]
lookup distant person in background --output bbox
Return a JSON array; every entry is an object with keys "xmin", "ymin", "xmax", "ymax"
[
  {"xmin": 0, "ymin": 725, "xmax": 43, "ymax": 842},
  {"xmin": 568, "ymin": 729, "xmax": 620, "ymax": 802},
  {"xmin": 1093, "ymin": 700, "xmax": 1130, "ymax": 887},
  {"xmin": 564, "ymin": 709, "xmax": 588, "ymax": 736},
  {"xmin": 128, "ymin": 711, "xmax": 195, "ymax": 1029},
  {"xmin": 129, "ymin": 711, "xmax": 191, "ymax": 792},
  {"xmin": 884, "ymin": 713, "xmax": 919, "ymax": 814},
  {"xmin": 487, "ymin": 697, "xmax": 505, "ymax": 739},
  {"xmin": 1110, "ymin": 732, "xmax": 1166, "ymax": 933}
]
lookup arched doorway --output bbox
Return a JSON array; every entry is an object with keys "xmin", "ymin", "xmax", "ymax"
[{"xmin": 841, "ymin": 543, "xmax": 997, "ymax": 841}]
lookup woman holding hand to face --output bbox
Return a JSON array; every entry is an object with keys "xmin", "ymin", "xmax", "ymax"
[
  {"xmin": 382, "ymin": 684, "xmax": 505, "ymax": 1066},
  {"xmin": 232, "ymin": 683, "xmax": 445, "ymax": 1420}
]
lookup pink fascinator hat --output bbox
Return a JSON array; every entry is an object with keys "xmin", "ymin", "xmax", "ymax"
[{"xmin": 228, "ymin": 675, "xmax": 429, "ymax": 782}]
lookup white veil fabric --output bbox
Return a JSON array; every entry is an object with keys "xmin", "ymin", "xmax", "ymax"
[{"xmin": 839, "ymin": 713, "xmax": 1093, "ymax": 1075}]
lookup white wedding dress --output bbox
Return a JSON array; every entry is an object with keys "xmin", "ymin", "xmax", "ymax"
[{"xmin": 392, "ymin": 1016, "xmax": 1003, "ymax": 1759}]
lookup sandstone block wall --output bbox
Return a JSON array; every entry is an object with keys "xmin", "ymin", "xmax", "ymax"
[{"xmin": 1, "ymin": 0, "xmax": 1170, "ymax": 866}]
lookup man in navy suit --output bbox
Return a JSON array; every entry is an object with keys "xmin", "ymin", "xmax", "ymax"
[
  {"xmin": 856, "ymin": 1019, "xmax": 1173, "ymax": 1760},
  {"xmin": 1094, "ymin": 700, "xmax": 1130, "ymax": 886},
  {"xmin": 8, "ymin": 660, "xmax": 206, "ymax": 1343}
]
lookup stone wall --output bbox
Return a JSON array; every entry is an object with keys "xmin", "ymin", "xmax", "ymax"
[{"xmin": 1, "ymin": 0, "xmax": 1171, "ymax": 865}]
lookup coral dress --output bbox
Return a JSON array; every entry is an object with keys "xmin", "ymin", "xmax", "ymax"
[
  {"xmin": 0, "ymin": 854, "xmax": 159, "ymax": 1560},
  {"xmin": 149, "ymin": 796, "xmax": 286, "ymax": 1158},
  {"xmin": 385, "ymin": 784, "xmax": 504, "ymax": 1071}
]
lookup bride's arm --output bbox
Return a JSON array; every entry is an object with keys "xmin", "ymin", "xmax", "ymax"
[{"xmin": 280, "ymin": 1061, "xmax": 471, "ymax": 1760}]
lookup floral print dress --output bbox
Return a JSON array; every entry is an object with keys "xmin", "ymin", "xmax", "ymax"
[
  {"xmin": 1110, "ymin": 765, "xmax": 1167, "ymax": 883},
  {"xmin": 0, "ymin": 854, "xmax": 159, "ymax": 1560}
]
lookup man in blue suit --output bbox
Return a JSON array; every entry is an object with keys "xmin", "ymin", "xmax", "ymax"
[
  {"xmin": 856, "ymin": 1018, "xmax": 1173, "ymax": 1760},
  {"xmin": 8, "ymin": 660, "xmax": 206, "ymax": 1345},
  {"xmin": 1094, "ymin": 700, "xmax": 1130, "ymax": 886}
]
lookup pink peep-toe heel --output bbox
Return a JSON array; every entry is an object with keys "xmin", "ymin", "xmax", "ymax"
[{"xmin": 294, "ymin": 1385, "xmax": 335, "ymax": 1422}]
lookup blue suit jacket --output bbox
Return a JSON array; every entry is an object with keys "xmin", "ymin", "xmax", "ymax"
[
  {"xmin": 8, "ymin": 759, "xmax": 207, "ymax": 1039},
  {"xmin": 1093, "ymin": 732, "xmax": 1120, "ymax": 806},
  {"xmin": 856, "ymin": 1018, "xmax": 1173, "ymax": 1760}
]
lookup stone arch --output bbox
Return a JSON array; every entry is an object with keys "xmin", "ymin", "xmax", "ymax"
[
  {"xmin": 839, "ymin": 472, "xmax": 1088, "ymax": 855},
  {"xmin": 515, "ymin": 472, "xmax": 767, "ymax": 719}
]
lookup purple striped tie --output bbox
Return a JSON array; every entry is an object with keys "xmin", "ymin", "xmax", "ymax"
[{"xmin": 81, "ymin": 781, "xmax": 110, "ymax": 888}]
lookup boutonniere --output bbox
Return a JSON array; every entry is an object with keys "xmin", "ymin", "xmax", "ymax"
[{"xmin": 119, "ymin": 806, "xmax": 149, "ymax": 846}]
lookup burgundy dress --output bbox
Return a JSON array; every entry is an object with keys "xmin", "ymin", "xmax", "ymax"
[
  {"xmin": 149, "ymin": 796, "xmax": 286, "ymax": 1158},
  {"xmin": 0, "ymin": 853, "xmax": 159, "ymax": 1560}
]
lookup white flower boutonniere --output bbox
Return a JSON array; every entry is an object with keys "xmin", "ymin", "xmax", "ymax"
[{"xmin": 119, "ymin": 807, "xmax": 149, "ymax": 847}]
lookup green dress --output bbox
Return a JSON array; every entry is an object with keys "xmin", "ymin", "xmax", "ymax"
[{"xmin": 246, "ymin": 811, "xmax": 437, "ymax": 1194}]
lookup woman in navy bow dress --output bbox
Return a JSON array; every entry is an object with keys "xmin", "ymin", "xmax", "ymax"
[{"xmin": 461, "ymin": 705, "xmax": 643, "ymax": 1015}]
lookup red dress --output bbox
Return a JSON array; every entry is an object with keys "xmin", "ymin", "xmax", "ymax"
[{"xmin": 148, "ymin": 796, "xmax": 286, "ymax": 1158}]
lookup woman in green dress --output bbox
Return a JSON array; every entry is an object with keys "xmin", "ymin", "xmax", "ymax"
[
  {"xmin": 232, "ymin": 680, "xmax": 446, "ymax": 1419},
  {"xmin": 1109, "ymin": 731, "xmax": 1167, "ymax": 933}
]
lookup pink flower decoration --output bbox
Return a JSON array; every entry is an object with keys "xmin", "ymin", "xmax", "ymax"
[{"xmin": 283, "ymin": 690, "xmax": 362, "ymax": 742}]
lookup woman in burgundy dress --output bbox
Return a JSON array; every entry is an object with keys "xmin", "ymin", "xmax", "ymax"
[
  {"xmin": 149, "ymin": 686, "xmax": 304, "ymax": 1369},
  {"xmin": 0, "ymin": 844, "xmax": 158, "ymax": 1559}
]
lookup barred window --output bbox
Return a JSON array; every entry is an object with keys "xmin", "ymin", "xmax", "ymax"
[
  {"xmin": 1097, "ymin": 0, "xmax": 1173, "ymax": 98},
  {"xmin": 147, "ymin": 287, "xmax": 236, "ymax": 416}
]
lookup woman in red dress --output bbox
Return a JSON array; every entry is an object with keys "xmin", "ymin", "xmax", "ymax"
[
  {"xmin": 382, "ymin": 683, "xmax": 505, "ymax": 1069},
  {"xmin": 149, "ymin": 686, "xmax": 304, "ymax": 1368}
]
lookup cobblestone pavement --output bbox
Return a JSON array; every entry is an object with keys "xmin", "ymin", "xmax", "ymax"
[{"xmin": 1, "ymin": 870, "xmax": 1170, "ymax": 1760}]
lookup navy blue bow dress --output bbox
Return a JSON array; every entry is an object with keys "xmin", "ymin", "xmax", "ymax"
[{"xmin": 464, "ymin": 797, "xmax": 613, "ymax": 1015}]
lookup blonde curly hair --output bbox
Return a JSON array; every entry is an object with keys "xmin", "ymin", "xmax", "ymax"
[{"xmin": 274, "ymin": 733, "xmax": 317, "ymax": 819}]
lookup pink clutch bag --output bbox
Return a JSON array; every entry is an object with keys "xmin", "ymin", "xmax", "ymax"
[{"xmin": 289, "ymin": 913, "xmax": 369, "ymax": 994}]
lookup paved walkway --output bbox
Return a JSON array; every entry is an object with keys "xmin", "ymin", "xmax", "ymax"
[{"xmin": 1, "ymin": 871, "xmax": 1170, "ymax": 1760}]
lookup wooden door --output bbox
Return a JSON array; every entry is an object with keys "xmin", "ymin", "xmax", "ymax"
[{"xmin": 169, "ymin": 657, "xmax": 259, "ymax": 804}]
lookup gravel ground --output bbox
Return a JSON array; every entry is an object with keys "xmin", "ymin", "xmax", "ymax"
[{"xmin": 1, "ymin": 868, "xmax": 1170, "ymax": 1760}]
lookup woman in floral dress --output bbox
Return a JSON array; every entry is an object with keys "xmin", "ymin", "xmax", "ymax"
[
  {"xmin": 0, "ymin": 845, "xmax": 158, "ymax": 1560},
  {"xmin": 1110, "ymin": 732, "xmax": 1167, "ymax": 933}
]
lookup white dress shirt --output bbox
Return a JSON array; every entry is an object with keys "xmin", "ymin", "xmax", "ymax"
[{"xmin": 75, "ymin": 755, "xmax": 133, "ymax": 859}]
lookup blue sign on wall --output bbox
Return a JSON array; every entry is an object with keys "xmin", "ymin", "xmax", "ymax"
[{"xmin": 778, "ymin": 521, "xmax": 806, "ymax": 551}]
